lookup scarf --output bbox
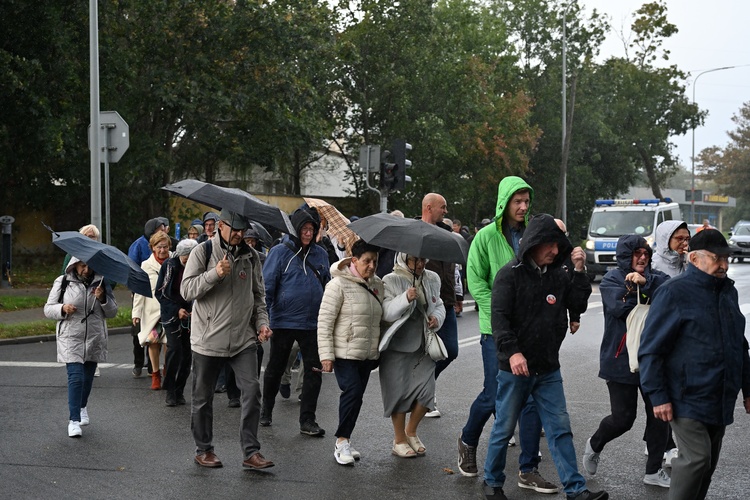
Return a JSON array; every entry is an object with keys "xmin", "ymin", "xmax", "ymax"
[{"xmin": 393, "ymin": 253, "xmax": 427, "ymax": 311}]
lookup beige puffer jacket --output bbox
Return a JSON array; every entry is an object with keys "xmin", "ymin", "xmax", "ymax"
[{"xmin": 317, "ymin": 258, "xmax": 384, "ymax": 362}]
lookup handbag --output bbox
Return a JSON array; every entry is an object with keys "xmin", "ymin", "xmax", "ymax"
[
  {"xmin": 625, "ymin": 284, "xmax": 650, "ymax": 373},
  {"xmin": 422, "ymin": 307, "xmax": 448, "ymax": 361}
]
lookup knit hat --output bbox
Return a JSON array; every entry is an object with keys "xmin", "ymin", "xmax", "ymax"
[{"xmin": 174, "ymin": 239, "xmax": 198, "ymax": 257}]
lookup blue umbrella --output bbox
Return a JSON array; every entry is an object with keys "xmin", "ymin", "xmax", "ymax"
[{"xmin": 50, "ymin": 230, "xmax": 152, "ymax": 297}]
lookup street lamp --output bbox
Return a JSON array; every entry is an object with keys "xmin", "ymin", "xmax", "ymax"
[
  {"xmin": 690, "ymin": 65, "xmax": 737, "ymax": 223},
  {"xmin": 560, "ymin": 3, "xmax": 573, "ymax": 224}
]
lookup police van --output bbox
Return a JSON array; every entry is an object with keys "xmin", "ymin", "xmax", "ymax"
[{"xmin": 583, "ymin": 198, "xmax": 681, "ymax": 280}]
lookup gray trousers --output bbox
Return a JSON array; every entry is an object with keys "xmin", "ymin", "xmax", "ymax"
[
  {"xmin": 669, "ymin": 417, "xmax": 725, "ymax": 500},
  {"xmin": 191, "ymin": 345, "xmax": 262, "ymax": 459}
]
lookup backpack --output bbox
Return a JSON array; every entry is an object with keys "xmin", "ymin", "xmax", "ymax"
[{"xmin": 625, "ymin": 284, "xmax": 650, "ymax": 373}]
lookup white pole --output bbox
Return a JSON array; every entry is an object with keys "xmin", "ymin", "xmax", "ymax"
[{"xmin": 89, "ymin": 0, "xmax": 101, "ymax": 229}]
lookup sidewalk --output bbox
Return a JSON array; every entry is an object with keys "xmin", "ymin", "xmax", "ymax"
[{"xmin": 0, "ymin": 286, "xmax": 133, "ymax": 344}]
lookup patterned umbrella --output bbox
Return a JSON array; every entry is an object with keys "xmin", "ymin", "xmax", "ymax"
[{"xmin": 303, "ymin": 197, "xmax": 359, "ymax": 254}]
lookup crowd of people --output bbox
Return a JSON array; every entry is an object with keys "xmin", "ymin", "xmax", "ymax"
[{"xmin": 43, "ymin": 179, "xmax": 750, "ymax": 500}]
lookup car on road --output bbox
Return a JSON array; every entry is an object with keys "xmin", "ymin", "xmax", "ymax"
[{"xmin": 729, "ymin": 224, "xmax": 750, "ymax": 263}]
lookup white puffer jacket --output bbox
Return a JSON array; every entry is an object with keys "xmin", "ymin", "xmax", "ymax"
[
  {"xmin": 44, "ymin": 257, "xmax": 117, "ymax": 363},
  {"xmin": 317, "ymin": 258, "xmax": 384, "ymax": 362}
]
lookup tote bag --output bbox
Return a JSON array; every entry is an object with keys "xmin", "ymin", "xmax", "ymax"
[{"xmin": 626, "ymin": 284, "xmax": 650, "ymax": 373}]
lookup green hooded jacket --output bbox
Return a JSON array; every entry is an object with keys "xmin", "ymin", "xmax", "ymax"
[{"xmin": 467, "ymin": 176, "xmax": 534, "ymax": 334}]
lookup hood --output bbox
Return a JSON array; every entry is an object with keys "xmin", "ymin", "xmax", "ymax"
[
  {"xmin": 65, "ymin": 256, "xmax": 82, "ymax": 275},
  {"xmin": 615, "ymin": 234, "xmax": 652, "ymax": 272},
  {"xmin": 494, "ymin": 176, "xmax": 534, "ymax": 223},
  {"xmin": 654, "ymin": 220, "xmax": 687, "ymax": 255},
  {"xmin": 290, "ymin": 208, "xmax": 320, "ymax": 246},
  {"xmin": 517, "ymin": 214, "xmax": 571, "ymax": 267}
]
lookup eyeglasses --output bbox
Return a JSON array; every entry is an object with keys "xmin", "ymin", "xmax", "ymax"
[
  {"xmin": 300, "ymin": 227, "xmax": 315, "ymax": 234},
  {"xmin": 633, "ymin": 248, "xmax": 649, "ymax": 258},
  {"xmin": 696, "ymin": 250, "xmax": 729, "ymax": 263},
  {"xmin": 672, "ymin": 236, "xmax": 690, "ymax": 244}
]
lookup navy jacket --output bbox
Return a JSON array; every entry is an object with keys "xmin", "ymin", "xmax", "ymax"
[
  {"xmin": 263, "ymin": 233, "xmax": 331, "ymax": 330},
  {"xmin": 155, "ymin": 256, "xmax": 192, "ymax": 328},
  {"xmin": 491, "ymin": 214, "xmax": 591, "ymax": 374},
  {"xmin": 639, "ymin": 264, "xmax": 750, "ymax": 426},
  {"xmin": 599, "ymin": 235, "xmax": 670, "ymax": 384}
]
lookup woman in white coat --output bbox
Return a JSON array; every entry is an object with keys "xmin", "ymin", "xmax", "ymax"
[
  {"xmin": 318, "ymin": 240, "xmax": 384, "ymax": 466},
  {"xmin": 380, "ymin": 253, "xmax": 445, "ymax": 457},
  {"xmin": 44, "ymin": 257, "xmax": 117, "ymax": 437},
  {"xmin": 132, "ymin": 231, "xmax": 171, "ymax": 390}
]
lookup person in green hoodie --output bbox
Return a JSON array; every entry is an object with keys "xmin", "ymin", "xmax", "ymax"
[{"xmin": 457, "ymin": 177, "xmax": 555, "ymax": 494}]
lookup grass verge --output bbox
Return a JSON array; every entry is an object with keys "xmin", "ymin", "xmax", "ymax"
[
  {"xmin": 0, "ymin": 307, "xmax": 132, "ymax": 340},
  {"xmin": 0, "ymin": 296, "xmax": 48, "ymax": 312}
]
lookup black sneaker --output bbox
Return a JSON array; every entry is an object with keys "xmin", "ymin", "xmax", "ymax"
[
  {"xmin": 481, "ymin": 481, "xmax": 508, "ymax": 500},
  {"xmin": 567, "ymin": 490, "xmax": 609, "ymax": 500},
  {"xmin": 176, "ymin": 394, "xmax": 187, "ymax": 405},
  {"xmin": 260, "ymin": 408, "xmax": 272, "ymax": 427},
  {"xmin": 279, "ymin": 384, "xmax": 291, "ymax": 399},
  {"xmin": 300, "ymin": 420, "xmax": 325, "ymax": 437},
  {"xmin": 165, "ymin": 393, "xmax": 177, "ymax": 407},
  {"xmin": 228, "ymin": 398, "xmax": 240, "ymax": 408},
  {"xmin": 518, "ymin": 468, "xmax": 559, "ymax": 494},
  {"xmin": 457, "ymin": 435, "xmax": 478, "ymax": 477},
  {"xmin": 132, "ymin": 366, "xmax": 143, "ymax": 378}
]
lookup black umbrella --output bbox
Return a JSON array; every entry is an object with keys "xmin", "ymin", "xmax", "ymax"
[
  {"xmin": 347, "ymin": 214, "xmax": 469, "ymax": 264},
  {"xmin": 50, "ymin": 230, "xmax": 152, "ymax": 297},
  {"xmin": 162, "ymin": 179, "xmax": 295, "ymax": 236}
]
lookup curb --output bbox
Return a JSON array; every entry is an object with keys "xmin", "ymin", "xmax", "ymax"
[{"xmin": 0, "ymin": 326, "xmax": 131, "ymax": 346}]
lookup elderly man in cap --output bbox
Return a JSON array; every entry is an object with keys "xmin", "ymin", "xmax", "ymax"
[
  {"xmin": 181, "ymin": 208, "xmax": 274, "ymax": 470},
  {"xmin": 197, "ymin": 212, "xmax": 220, "ymax": 243},
  {"xmin": 639, "ymin": 229, "xmax": 750, "ymax": 500}
]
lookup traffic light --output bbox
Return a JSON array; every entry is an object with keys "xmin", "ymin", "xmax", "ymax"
[
  {"xmin": 379, "ymin": 157, "xmax": 396, "ymax": 190},
  {"xmin": 392, "ymin": 139, "xmax": 412, "ymax": 191}
]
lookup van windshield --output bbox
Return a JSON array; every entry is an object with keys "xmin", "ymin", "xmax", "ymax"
[{"xmin": 589, "ymin": 211, "xmax": 655, "ymax": 237}]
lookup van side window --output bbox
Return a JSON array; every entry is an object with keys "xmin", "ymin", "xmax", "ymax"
[{"xmin": 663, "ymin": 209, "xmax": 673, "ymax": 221}]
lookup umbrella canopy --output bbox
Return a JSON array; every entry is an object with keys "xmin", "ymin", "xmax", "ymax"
[
  {"xmin": 51, "ymin": 231, "xmax": 152, "ymax": 297},
  {"xmin": 162, "ymin": 179, "xmax": 295, "ymax": 236},
  {"xmin": 348, "ymin": 214, "xmax": 469, "ymax": 264},
  {"xmin": 303, "ymin": 197, "xmax": 359, "ymax": 253}
]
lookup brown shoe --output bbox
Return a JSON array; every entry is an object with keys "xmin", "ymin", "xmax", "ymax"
[
  {"xmin": 242, "ymin": 453, "xmax": 275, "ymax": 470},
  {"xmin": 151, "ymin": 372, "xmax": 161, "ymax": 390},
  {"xmin": 194, "ymin": 451, "xmax": 223, "ymax": 468}
]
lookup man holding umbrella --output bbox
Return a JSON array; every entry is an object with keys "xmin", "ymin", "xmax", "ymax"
[{"xmin": 181, "ymin": 208, "xmax": 274, "ymax": 470}]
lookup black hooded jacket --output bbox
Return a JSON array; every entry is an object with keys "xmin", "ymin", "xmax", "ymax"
[{"xmin": 491, "ymin": 214, "xmax": 592, "ymax": 374}]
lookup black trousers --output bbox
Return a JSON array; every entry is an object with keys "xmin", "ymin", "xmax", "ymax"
[
  {"xmin": 163, "ymin": 322, "xmax": 191, "ymax": 397},
  {"xmin": 262, "ymin": 329, "xmax": 322, "ymax": 424},
  {"xmin": 590, "ymin": 380, "xmax": 670, "ymax": 474}
]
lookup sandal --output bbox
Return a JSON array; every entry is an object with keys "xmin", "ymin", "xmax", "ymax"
[
  {"xmin": 406, "ymin": 435, "xmax": 426, "ymax": 455},
  {"xmin": 392, "ymin": 441, "xmax": 417, "ymax": 458}
]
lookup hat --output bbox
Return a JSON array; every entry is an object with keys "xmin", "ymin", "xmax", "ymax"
[
  {"xmin": 144, "ymin": 218, "xmax": 161, "ymax": 238},
  {"xmin": 191, "ymin": 218, "xmax": 203, "ymax": 226},
  {"xmin": 174, "ymin": 239, "xmax": 198, "ymax": 257},
  {"xmin": 689, "ymin": 229, "xmax": 731, "ymax": 255},
  {"xmin": 243, "ymin": 227, "xmax": 260, "ymax": 240},
  {"xmin": 157, "ymin": 217, "xmax": 169, "ymax": 227},
  {"xmin": 203, "ymin": 211, "xmax": 220, "ymax": 223},
  {"xmin": 480, "ymin": 218, "xmax": 492, "ymax": 227},
  {"xmin": 219, "ymin": 208, "xmax": 249, "ymax": 230}
]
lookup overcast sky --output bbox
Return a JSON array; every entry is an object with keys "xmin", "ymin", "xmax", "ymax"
[{"xmin": 582, "ymin": 0, "xmax": 750, "ymax": 170}]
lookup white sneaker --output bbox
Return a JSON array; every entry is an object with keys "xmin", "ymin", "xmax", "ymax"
[
  {"xmin": 68, "ymin": 420, "xmax": 82, "ymax": 438},
  {"xmin": 425, "ymin": 398, "xmax": 441, "ymax": 418},
  {"xmin": 664, "ymin": 448, "xmax": 678, "ymax": 468},
  {"xmin": 643, "ymin": 468, "xmax": 671, "ymax": 488},
  {"xmin": 582, "ymin": 438, "xmax": 600, "ymax": 475},
  {"xmin": 80, "ymin": 407, "xmax": 90, "ymax": 426},
  {"xmin": 508, "ymin": 436, "xmax": 516, "ymax": 447},
  {"xmin": 349, "ymin": 442, "xmax": 361, "ymax": 460},
  {"xmin": 94, "ymin": 366, "xmax": 101, "ymax": 377},
  {"xmin": 334, "ymin": 439, "xmax": 355, "ymax": 465}
]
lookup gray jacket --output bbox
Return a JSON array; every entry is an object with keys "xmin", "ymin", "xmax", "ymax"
[
  {"xmin": 44, "ymin": 257, "xmax": 118, "ymax": 364},
  {"xmin": 181, "ymin": 234, "xmax": 269, "ymax": 357},
  {"xmin": 651, "ymin": 220, "xmax": 688, "ymax": 277}
]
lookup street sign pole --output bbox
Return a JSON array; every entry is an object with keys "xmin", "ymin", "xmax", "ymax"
[{"xmin": 103, "ymin": 125, "xmax": 112, "ymax": 245}]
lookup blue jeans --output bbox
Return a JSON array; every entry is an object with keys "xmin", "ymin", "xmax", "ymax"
[
  {"xmin": 67, "ymin": 362, "xmax": 97, "ymax": 421},
  {"xmin": 462, "ymin": 335, "xmax": 541, "ymax": 471},
  {"xmin": 332, "ymin": 358, "xmax": 377, "ymax": 439},
  {"xmin": 484, "ymin": 369, "xmax": 587, "ymax": 497},
  {"xmin": 435, "ymin": 306, "xmax": 458, "ymax": 379}
]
